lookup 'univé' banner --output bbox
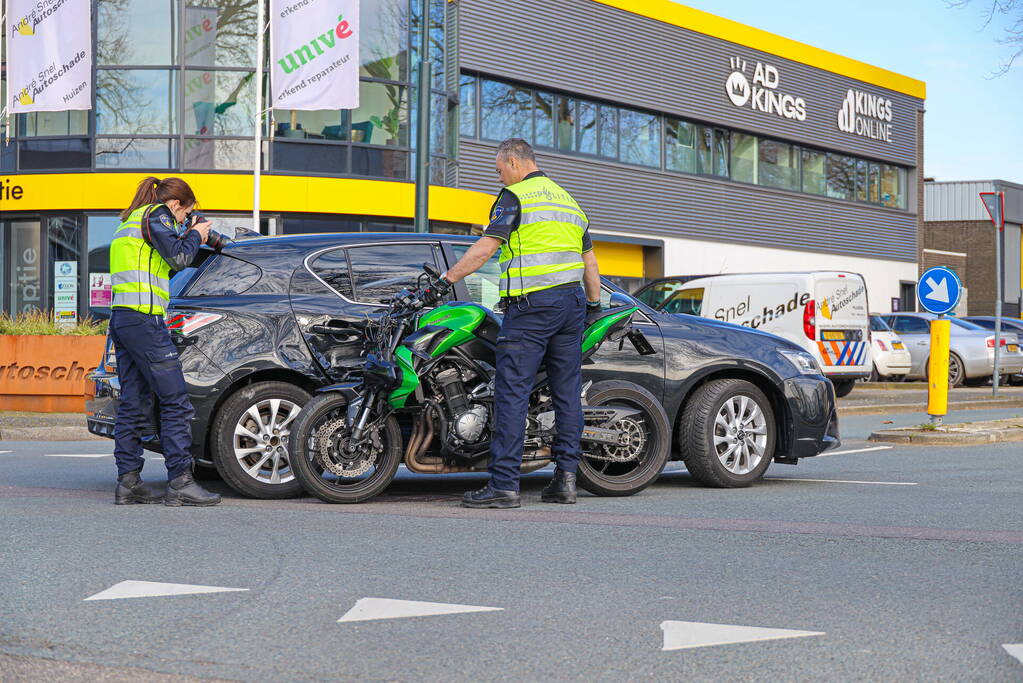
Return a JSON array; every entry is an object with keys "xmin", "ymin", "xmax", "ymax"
[
  {"xmin": 270, "ymin": 0, "xmax": 359, "ymax": 111},
  {"xmin": 6, "ymin": 0, "xmax": 92, "ymax": 113}
]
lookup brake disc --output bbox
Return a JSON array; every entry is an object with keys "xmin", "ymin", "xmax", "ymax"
[{"xmin": 315, "ymin": 417, "xmax": 379, "ymax": 477}]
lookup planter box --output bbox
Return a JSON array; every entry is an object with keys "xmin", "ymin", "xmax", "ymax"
[{"xmin": 0, "ymin": 335, "xmax": 106, "ymax": 413}]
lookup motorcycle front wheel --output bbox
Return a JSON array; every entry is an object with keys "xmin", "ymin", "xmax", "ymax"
[
  {"xmin": 290, "ymin": 392, "xmax": 402, "ymax": 504},
  {"xmin": 576, "ymin": 380, "xmax": 670, "ymax": 497}
]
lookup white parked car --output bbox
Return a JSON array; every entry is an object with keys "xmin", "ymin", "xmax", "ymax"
[
  {"xmin": 641, "ymin": 271, "xmax": 872, "ymax": 398},
  {"xmin": 868, "ymin": 315, "xmax": 911, "ymax": 381}
]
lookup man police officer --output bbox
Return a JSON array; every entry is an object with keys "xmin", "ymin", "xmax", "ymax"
[{"xmin": 437, "ymin": 138, "xmax": 602, "ymax": 508}]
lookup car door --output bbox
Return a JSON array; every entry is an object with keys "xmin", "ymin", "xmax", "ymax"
[
  {"xmin": 887, "ymin": 315, "xmax": 931, "ymax": 376},
  {"xmin": 441, "ymin": 241, "xmax": 667, "ymax": 403},
  {"xmin": 290, "ymin": 240, "xmax": 445, "ymax": 382}
]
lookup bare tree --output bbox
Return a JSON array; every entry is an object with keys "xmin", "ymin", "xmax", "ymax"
[{"xmin": 947, "ymin": 0, "xmax": 1023, "ymax": 74}]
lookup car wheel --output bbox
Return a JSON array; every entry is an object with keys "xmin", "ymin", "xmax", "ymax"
[
  {"xmin": 948, "ymin": 353, "xmax": 965, "ymax": 387},
  {"xmin": 211, "ymin": 381, "xmax": 311, "ymax": 499},
  {"xmin": 963, "ymin": 377, "xmax": 988, "ymax": 388},
  {"xmin": 832, "ymin": 379, "xmax": 855, "ymax": 398},
  {"xmin": 869, "ymin": 363, "xmax": 880, "ymax": 382},
  {"xmin": 679, "ymin": 379, "xmax": 776, "ymax": 488}
]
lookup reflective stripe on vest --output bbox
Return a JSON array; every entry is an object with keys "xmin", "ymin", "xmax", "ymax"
[
  {"xmin": 498, "ymin": 175, "xmax": 587, "ymax": 297},
  {"xmin": 109, "ymin": 203, "xmax": 175, "ymax": 315}
]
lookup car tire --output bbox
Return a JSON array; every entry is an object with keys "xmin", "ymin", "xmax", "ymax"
[
  {"xmin": 679, "ymin": 378, "xmax": 776, "ymax": 488},
  {"xmin": 963, "ymin": 377, "xmax": 988, "ymax": 388},
  {"xmin": 832, "ymin": 379, "xmax": 855, "ymax": 398},
  {"xmin": 210, "ymin": 381, "xmax": 311, "ymax": 499},
  {"xmin": 948, "ymin": 353, "xmax": 965, "ymax": 388},
  {"xmin": 869, "ymin": 363, "xmax": 880, "ymax": 382}
]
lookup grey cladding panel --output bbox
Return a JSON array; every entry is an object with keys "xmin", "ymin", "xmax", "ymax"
[
  {"xmin": 459, "ymin": 0, "xmax": 922, "ymax": 166},
  {"xmin": 460, "ymin": 141, "xmax": 917, "ymax": 262}
]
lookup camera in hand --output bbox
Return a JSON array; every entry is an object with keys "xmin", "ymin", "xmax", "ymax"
[{"xmin": 188, "ymin": 211, "xmax": 232, "ymax": 252}]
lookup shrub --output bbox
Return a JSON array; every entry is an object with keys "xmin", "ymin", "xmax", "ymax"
[{"xmin": 0, "ymin": 310, "xmax": 108, "ymax": 336}]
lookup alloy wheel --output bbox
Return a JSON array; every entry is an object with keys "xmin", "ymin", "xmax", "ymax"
[
  {"xmin": 232, "ymin": 398, "xmax": 301, "ymax": 485},
  {"xmin": 713, "ymin": 395, "xmax": 768, "ymax": 475}
]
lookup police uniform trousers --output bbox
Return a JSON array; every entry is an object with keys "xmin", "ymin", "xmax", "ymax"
[
  {"xmin": 489, "ymin": 284, "xmax": 587, "ymax": 491},
  {"xmin": 109, "ymin": 308, "xmax": 195, "ymax": 478}
]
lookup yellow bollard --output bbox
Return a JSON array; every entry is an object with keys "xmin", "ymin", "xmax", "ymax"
[{"xmin": 927, "ymin": 317, "xmax": 951, "ymax": 422}]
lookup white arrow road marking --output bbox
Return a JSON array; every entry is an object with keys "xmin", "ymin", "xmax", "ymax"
[
  {"xmin": 1004, "ymin": 644, "xmax": 1023, "ymax": 666},
  {"xmin": 661, "ymin": 620, "xmax": 824, "ymax": 651},
  {"xmin": 85, "ymin": 580, "xmax": 248, "ymax": 601},
  {"xmin": 766, "ymin": 477, "xmax": 917, "ymax": 486},
  {"xmin": 46, "ymin": 453, "xmax": 112, "ymax": 458},
  {"xmin": 925, "ymin": 276, "xmax": 950, "ymax": 303},
  {"xmin": 817, "ymin": 446, "xmax": 894, "ymax": 457},
  {"xmin": 338, "ymin": 598, "xmax": 502, "ymax": 623},
  {"xmin": 0, "ymin": 450, "xmax": 12, "ymax": 455}
]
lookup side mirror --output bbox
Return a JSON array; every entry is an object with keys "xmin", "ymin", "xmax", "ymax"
[
  {"xmin": 423, "ymin": 262, "xmax": 442, "ymax": 279},
  {"xmin": 609, "ymin": 292, "xmax": 633, "ymax": 308}
]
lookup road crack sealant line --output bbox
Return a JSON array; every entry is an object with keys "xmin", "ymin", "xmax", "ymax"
[{"xmin": 4, "ymin": 484, "xmax": 1023, "ymax": 546}]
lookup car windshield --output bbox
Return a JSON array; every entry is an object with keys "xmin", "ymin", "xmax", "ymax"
[{"xmin": 869, "ymin": 316, "xmax": 892, "ymax": 332}]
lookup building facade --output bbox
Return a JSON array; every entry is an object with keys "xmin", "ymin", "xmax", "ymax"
[
  {"xmin": 1, "ymin": 0, "xmax": 925, "ymax": 320},
  {"xmin": 924, "ymin": 180, "xmax": 1023, "ymax": 317}
]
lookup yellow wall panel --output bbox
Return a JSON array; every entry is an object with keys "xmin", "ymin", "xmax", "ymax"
[{"xmin": 593, "ymin": 241, "xmax": 644, "ymax": 278}]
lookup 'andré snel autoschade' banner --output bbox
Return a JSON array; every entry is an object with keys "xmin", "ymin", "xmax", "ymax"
[
  {"xmin": 6, "ymin": 0, "xmax": 92, "ymax": 113},
  {"xmin": 271, "ymin": 0, "xmax": 359, "ymax": 110}
]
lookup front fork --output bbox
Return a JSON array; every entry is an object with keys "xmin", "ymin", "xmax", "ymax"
[{"xmin": 346, "ymin": 391, "xmax": 378, "ymax": 452}]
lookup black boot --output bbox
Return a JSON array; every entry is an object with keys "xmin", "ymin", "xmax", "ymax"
[
  {"xmin": 165, "ymin": 472, "xmax": 221, "ymax": 507},
  {"xmin": 115, "ymin": 470, "xmax": 164, "ymax": 505},
  {"xmin": 541, "ymin": 469, "xmax": 577, "ymax": 504},
  {"xmin": 461, "ymin": 483, "xmax": 521, "ymax": 509}
]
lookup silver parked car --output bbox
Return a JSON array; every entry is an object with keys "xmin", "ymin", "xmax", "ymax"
[
  {"xmin": 881, "ymin": 313, "xmax": 1023, "ymax": 386},
  {"xmin": 963, "ymin": 316, "xmax": 1023, "ymax": 385}
]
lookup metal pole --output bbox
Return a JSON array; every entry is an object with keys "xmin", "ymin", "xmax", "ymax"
[
  {"xmin": 253, "ymin": 0, "xmax": 266, "ymax": 233},
  {"xmin": 993, "ymin": 213, "xmax": 1003, "ymax": 396},
  {"xmin": 414, "ymin": 0, "xmax": 431, "ymax": 233}
]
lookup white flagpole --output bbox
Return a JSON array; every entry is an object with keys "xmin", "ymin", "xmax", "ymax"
[
  {"xmin": 253, "ymin": 0, "xmax": 266, "ymax": 233},
  {"xmin": 2, "ymin": 0, "xmax": 10, "ymax": 143}
]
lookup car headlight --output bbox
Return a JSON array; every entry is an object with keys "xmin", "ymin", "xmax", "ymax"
[{"xmin": 780, "ymin": 350, "xmax": 821, "ymax": 375}]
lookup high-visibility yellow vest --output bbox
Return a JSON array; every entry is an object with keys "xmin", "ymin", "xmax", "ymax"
[
  {"xmin": 498, "ymin": 175, "xmax": 587, "ymax": 297},
  {"xmin": 109, "ymin": 204, "xmax": 174, "ymax": 315}
]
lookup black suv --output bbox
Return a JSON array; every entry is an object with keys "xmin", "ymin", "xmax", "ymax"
[{"xmin": 87, "ymin": 233, "xmax": 839, "ymax": 499}]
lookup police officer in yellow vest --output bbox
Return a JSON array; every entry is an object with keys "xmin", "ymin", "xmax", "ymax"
[
  {"xmin": 108, "ymin": 176, "xmax": 223, "ymax": 506},
  {"xmin": 438, "ymin": 139, "xmax": 602, "ymax": 508}
]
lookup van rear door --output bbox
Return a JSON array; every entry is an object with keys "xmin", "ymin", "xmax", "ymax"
[{"xmin": 814, "ymin": 273, "xmax": 870, "ymax": 374}]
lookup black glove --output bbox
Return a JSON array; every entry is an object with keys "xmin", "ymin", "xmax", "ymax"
[
  {"xmin": 587, "ymin": 300, "xmax": 602, "ymax": 313},
  {"xmin": 421, "ymin": 277, "xmax": 451, "ymax": 307}
]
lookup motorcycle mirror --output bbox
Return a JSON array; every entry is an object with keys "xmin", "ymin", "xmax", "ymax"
[{"xmin": 423, "ymin": 262, "xmax": 441, "ymax": 279}]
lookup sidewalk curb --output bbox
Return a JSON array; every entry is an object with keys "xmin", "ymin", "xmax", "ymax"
[
  {"xmin": 869, "ymin": 423, "xmax": 1023, "ymax": 446},
  {"xmin": 840, "ymin": 399, "xmax": 1023, "ymax": 416},
  {"xmin": 0, "ymin": 426, "xmax": 102, "ymax": 441}
]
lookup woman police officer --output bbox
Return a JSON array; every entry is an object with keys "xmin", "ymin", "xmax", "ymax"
[{"xmin": 109, "ymin": 176, "xmax": 226, "ymax": 506}]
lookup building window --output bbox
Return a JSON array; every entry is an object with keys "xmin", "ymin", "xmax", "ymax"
[
  {"xmin": 619, "ymin": 107, "xmax": 660, "ymax": 167},
  {"xmin": 759, "ymin": 139, "xmax": 799, "ymax": 191},
  {"xmin": 480, "ymin": 79, "xmax": 532, "ymax": 142},
  {"xmin": 880, "ymin": 164, "xmax": 906, "ymax": 209},
  {"xmin": 598, "ymin": 105, "xmax": 618, "ymax": 159},
  {"xmin": 729, "ymin": 132, "xmax": 756, "ymax": 184},
  {"xmin": 801, "ymin": 149, "xmax": 826, "ymax": 196},
  {"xmin": 459, "ymin": 74, "xmax": 477, "ymax": 138},
  {"xmin": 96, "ymin": 138, "xmax": 177, "ymax": 169},
  {"xmin": 826, "ymin": 154, "xmax": 856, "ymax": 200},
  {"xmin": 666, "ymin": 118, "xmax": 697, "ymax": 173},
  {"xmin": 534, "ymin": 91, "xmax": 555, "ymax": 148},
  {"xmin": 97, "ymin": 0, "xmax": 179, "ymax": 65},
  {"xmin": 696, "ymin": 126, "xmax": 727, "ymax": 177},
  {"xmin": 96, "ymin": 70, "xmax": 179, "ymax": 135}
]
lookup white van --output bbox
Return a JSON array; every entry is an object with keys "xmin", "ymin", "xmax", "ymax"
[{"xmin": 655, "ymin": 271, "xmax": 871, "ymax": 397}]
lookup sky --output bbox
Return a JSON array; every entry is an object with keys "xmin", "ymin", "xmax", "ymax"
[{"xmin": 673, "ymin": 0, "xmax": 1023, "ymax": 182}]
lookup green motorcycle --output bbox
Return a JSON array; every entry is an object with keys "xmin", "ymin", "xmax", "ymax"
[{"xmin": 290, "ymin": 264, "xmax": 670, "ymax": 504}]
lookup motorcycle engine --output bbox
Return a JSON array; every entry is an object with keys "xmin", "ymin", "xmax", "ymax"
[{"xmin": 434, "ymin": 366, "xmax": 489, "ymax": 445}]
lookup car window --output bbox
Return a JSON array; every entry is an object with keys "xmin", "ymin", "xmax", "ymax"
[
  {"xmin": 950, "ymin": 318, "xmax": 985, "ymax": 331},
  {"xmin": 869, "ymin": 316, "xmax": 892, "ymax": 332},
  {"xmin": 661, "ymin": 288, "xmax": 704, "ymax": 315},
  {"xmin": 636, "ymin": 280, "xmax": 685, "ymax": 308},
  {"xmin": 347, "ymin": 243, "xmax": 442, "ymax": 304},
  {"xmin": 308, "ymin": 248, "xmax": 354, "ymax": 299},
  {"xmin": 891, "ymin": 316, "xmax": 929, "ymax": 334},
  {"xmin": 185, "ymin": 255, "xmax": 263, "ymax": 296},
  {"xmin": 449, "ymin": 244, "xmax": 502, "ymax": 309}
]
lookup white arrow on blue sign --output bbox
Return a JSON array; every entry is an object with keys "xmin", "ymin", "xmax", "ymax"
[{"xmin": 917, "ymin": 266, "xmax": 962, "ymax": 315}]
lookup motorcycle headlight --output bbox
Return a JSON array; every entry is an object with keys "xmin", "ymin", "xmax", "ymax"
[{"xmin": 780, "ymin": 350, "xmax": 821, "ymax": 375}]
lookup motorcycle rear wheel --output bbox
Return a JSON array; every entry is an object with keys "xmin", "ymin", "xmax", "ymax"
[
  {"xmin": 576, "ymin": 380, "xmax": 670, "ymax": 497},
  {"xmin": 290, "ymin": 393, "xmax": 402, "ymax": 504}
]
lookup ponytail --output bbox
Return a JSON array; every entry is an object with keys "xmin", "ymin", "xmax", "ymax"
[{"xmin": 121, "ymin": 176, "xmax": 198, "ymax": 220}]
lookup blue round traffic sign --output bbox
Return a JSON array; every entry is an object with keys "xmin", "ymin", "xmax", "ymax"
[{"xmin": 917, "ymin": 266, "xmax": 962, "ymax": 315}]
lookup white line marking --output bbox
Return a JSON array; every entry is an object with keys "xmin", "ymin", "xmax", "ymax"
[
  {"xmin": 1004, "ymin": 644, "xmax": 1023, "ymax": 666},
  {"xmin": 766, "ymin": 477, "xmax": 917, "ymax": 486},
  {"xmin": 0, "ymin": 450, "xmax": 12, "ymax": 454},
  {"xmin": 85, "ymin": 580, "xmax": 248, "ymax": 601},
  {"xmin": 818, "ymin": 446, "xmax": 894, "ymax": 457},
  {"xmin": 661, "ymin": 620, "xmax": 824, "ymax": 651},
  {"xmin": 338, "ymin": 598, "xmax": 502, "ymax": 623},
  {"xmin": 46, "ymin": 453, "xmax": 111, "ymax": 458}
]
